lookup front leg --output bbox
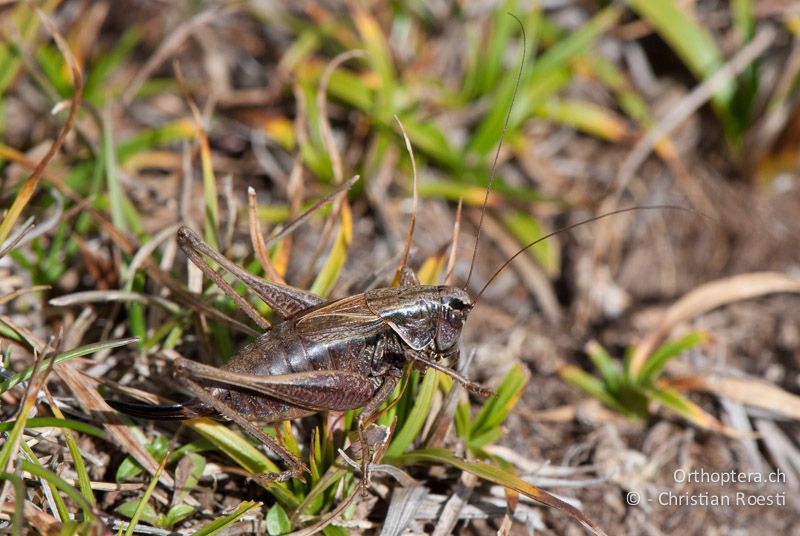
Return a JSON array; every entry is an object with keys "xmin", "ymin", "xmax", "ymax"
[
  {"xmin": 406, "ymin": 348, "xmax": 494, "ymax": 398},
  {"xmin": 354, "ymin": 369, "xmax": 401, "ymax": 495}
]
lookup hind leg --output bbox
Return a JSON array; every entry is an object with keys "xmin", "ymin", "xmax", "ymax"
[{"xmin": 177, "ymin": 375, "xmax": 309, "ymax": 483}]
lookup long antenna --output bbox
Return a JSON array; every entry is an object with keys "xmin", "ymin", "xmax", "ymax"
[
  {"xmin": 464, "ymin": 13, "xmax": 527, "ymax": 291},
  {"xmin": 473, "ymin": 206, "xmax": 702, "ymax": 305}
]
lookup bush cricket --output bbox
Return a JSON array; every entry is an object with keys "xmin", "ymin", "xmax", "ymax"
[
  {"xmin": 106, "ymin": 198, "xmax": 676, "ymax": 486},
  {"xmin": 104, "ymin": 22, "xmax": 687, "ymax": 493}
]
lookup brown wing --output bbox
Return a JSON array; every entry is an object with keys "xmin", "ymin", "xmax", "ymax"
[{"xmin": 294, "ymin": 294, "xmax": 386, "ymax": 344}]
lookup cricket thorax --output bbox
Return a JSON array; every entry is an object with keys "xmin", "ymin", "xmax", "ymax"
[{"xmin": 363, "ymin": 285, "xmax": 472, "ymax": 355}]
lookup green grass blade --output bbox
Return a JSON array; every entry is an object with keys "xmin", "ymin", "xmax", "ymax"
[
  {"xmin": 645, "ymin": 385, "xmax": 733, "ymax": 434},
  {"xmin": 0, "ymin": 472, "xmax": 24, "ymax": 536},
  {"xmin": 192, "ymin": 500, "xmax": 260, "ymax": 536},
  {"xmin": 121, "ymin": 453, "xmax": 167, "ymax": 536},
  {"xmin": 116, "ymin": 119, "xmax": 197, "ymax": 165},
  {"xmin": 395, "ymin": 113, "xmax": 462, "ymax": 172},
  {"xmin": 468, "ymin": 5, "xmax": 621, "ymax": 156},
  {"xmin": 482, "ymin": 1, "xmax": 526, "ymax": 95},
  {"xmin": 384, "ymin": 369, "xmax": 439, "ymax": 458},
  {"xmin": 188, "ymin": 418, "xmax": 298, "ymax": 507},
  {"xmin": 626, "ymin": 0, "xmax": 726, "ymax": 84},
  {"xmin": 0, "ymin": 337, "xmax": 138, "ymax": 393},
  {"xmin": 21, "ymin": 460, "xmax": 95, "ymax": 523},
  {"xmin": 84, "ymin": 26, "xmax": 141, "ymax": 106},
  {"xmin": 353, "ymin": 6, "xmax": 395, "ymax": 123},
  {"xmin": 21, "ymin": 440, "xmax": 70, "ymax": 522},
  {"xmin": 585, "ymin": 341, "xmax": 622, "ymax": 392},
  {"xmin": 0, "ymin": 417, "xmax": 106, "ymax": 439},
  {"xmin": 0, "ymin": 390, "xmax": 36, "ymax": 471},
  {"xmin": 626, "ymin": 0, "xmax": 733, "ymax": 129},
  {"xmin": 103, "ymin": 107, "xmax": 129, "ymax": 234},
  {"xmin": 535, "ymin": 99, "xmax": 632, "ymax": 142},
  {"xmin": 316, "ymin": 66, "xmax": 372, "ymax": 114},
  {"xmin": 588, "ymin": 57, "xmax": 653, "ymax": 126},
  {"xmin": 37, "ymin": 43, "xmax": 72, "ymax": 97},
  {"xmin": 637, "ymin": 331, "xmax": 707, "ymax": 385},
  {"xmin": 732, "ymin": 0, "xmax": 754, "ymax": 40},
  {"xmin": 50, "ymin": 403, "xmax": 97, "ymax": 507},
  {"xmin": 467, "ymin": 363, "xmax": 528, "ymax": 449},
  {"xmin": 559, "ymin": 365, "xmax": 632, "ymax": 417},
  {"xmin": 309, "ymin": 200, "xmax": 352, "ymax": 298}
]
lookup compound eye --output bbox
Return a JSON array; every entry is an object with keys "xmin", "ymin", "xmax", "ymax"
[
  {"xmin": 448, "ymin": 297, "xmax": 470, "ymax": 312},
  {"xmin": 446, "ymin": 308, "xmax": 463, "ymax": 328}
]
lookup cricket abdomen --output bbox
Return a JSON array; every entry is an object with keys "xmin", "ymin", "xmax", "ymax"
[
  {"xmin": 207, "ymin": 301, "xmax": 390, "ymax": 419},
  {"xmin": 225, "ymin": 292, "xmax": 392, "ymax": 378}
]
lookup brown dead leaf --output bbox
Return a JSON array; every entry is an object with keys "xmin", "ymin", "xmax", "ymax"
[{"xmin": 631, "ymin": 271, "xmax": 800, "ymax": 375}]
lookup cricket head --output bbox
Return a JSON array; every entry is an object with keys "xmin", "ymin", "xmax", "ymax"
[{"xmin": 434, "ymin": 286, "xmax": 473, "ymax": 353}]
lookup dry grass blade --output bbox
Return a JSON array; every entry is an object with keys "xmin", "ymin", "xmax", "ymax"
[
  {"xmin": 55, "ymin": 364, "xmax": 175, "ymax": 488},
  {"xmin": 0, "ymin": 220, "xmax": 35, "ymax": 260},
  {"xmin": 125, "ymin": 223, "xmax": 182, "ymax": 282},
  {"xmin": 121, "ymin": 6, "xmax": 229, "ymax": 105},
  {"xmin": 610, "ymin": 26, "xmax": 775, "ymax": 201},
  {"xmin": 755, "ymin": 420, "xmax": 800, "ymax": 487},
  {"xmin": 0, "ymin": 8, "xmax": 82, "ymax": 246},
  {"xmin": 392, "ymin": 115, "xmax": 419, "ymax": 285},
  {"xmin": 0, "ymin": 285, "xmax": 49, "ymax": 306},
  {"xmin": 317, "ymin": 49, "xmax": 367, "ymax": 185},
  {"xmin": 630, "ymin": 271, "xmax": 800, "ymax": 374},
  {"xmin": 379, "ymin": 485, "xmax": 428, "ymax": 536},
  {"xmin": 0, "ymin": 314, "xmax": 46, "ymax": 351},
  {"xmin": 265, "ymin": 174, "xmax": 361, "ymax": 248},
  {"xmin": 248, "ymin": 186, "xmax": 286, "ymax": 284},
  {"xmin": 49, "ymin": 290, "xmax": 181, "ymax": 313},
  {"xmin": 286, "ymin": 492, "xmax": 358, "ymax": 536},
  {"xmin": 443, "ymin": 198, "xmax": 463, "ymax": 286},
  {"xmin": 668, "ymin": 374, "xmax": 800, "ymax": 420},
  {"xmin": 431, "ymin": 472, "xmax": 479, "ymax": 536}
]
